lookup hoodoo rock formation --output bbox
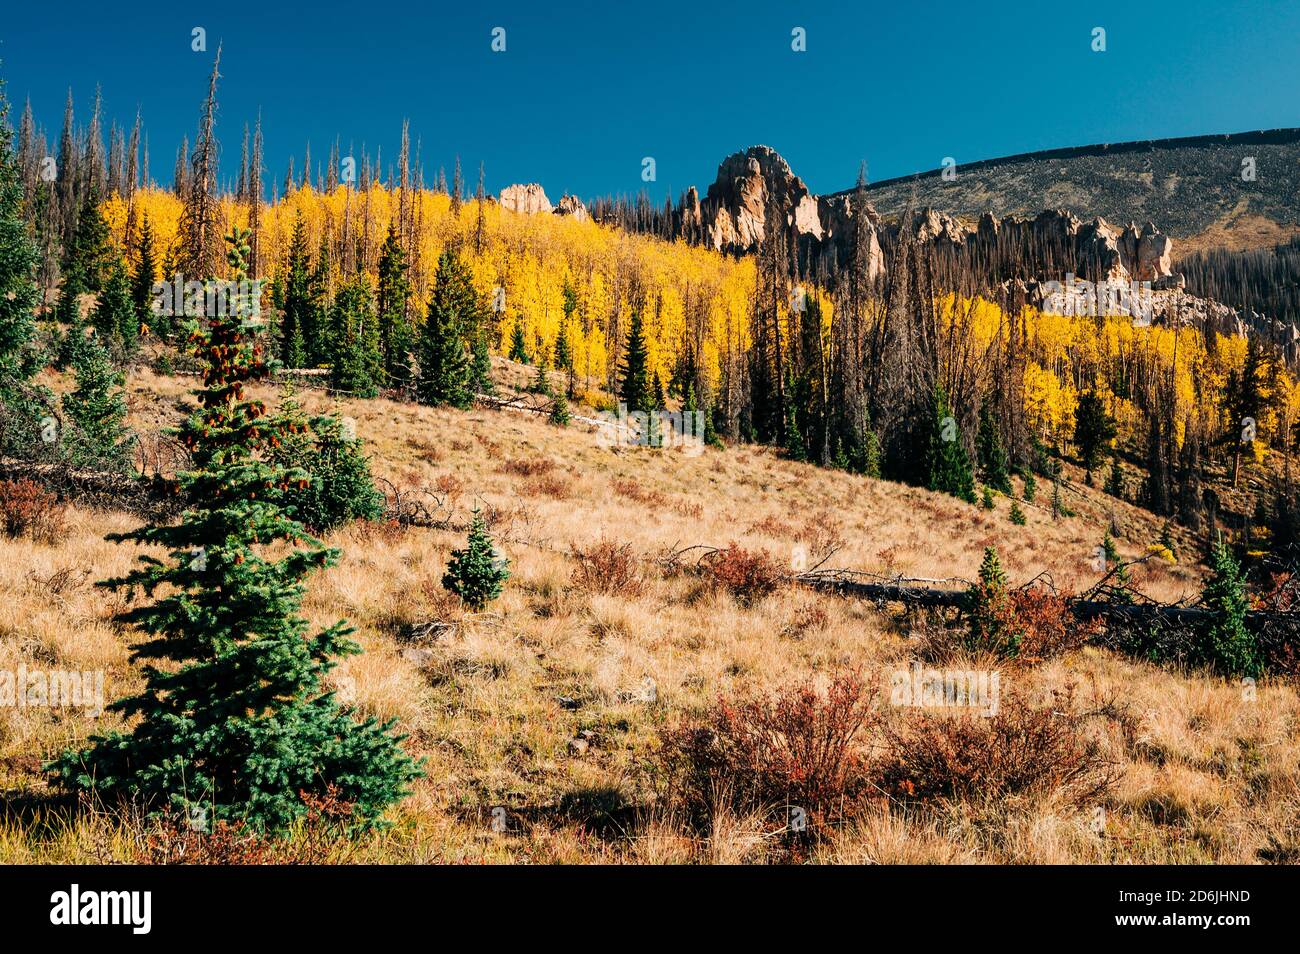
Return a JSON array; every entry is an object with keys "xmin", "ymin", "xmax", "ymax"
[
  {"xmin": 499, "ymin": 183, "xmax": 553, "ymax": 215},
  {"xmin": 689, "ymin": 145, "xmax": 1180, "ymax": 289}
]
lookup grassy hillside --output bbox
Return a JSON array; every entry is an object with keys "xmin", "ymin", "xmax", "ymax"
[
  {"xmin": 2, "ymin": 361, "xmax": 1296, "ymax": 864},
  {"xmin": 861, "ymin": 129, "xmax": 1300, "ymax": 255}
]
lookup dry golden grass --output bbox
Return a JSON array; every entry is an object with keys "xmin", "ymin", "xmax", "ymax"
[{"xmin": 0, "ymin": 360, "xmax": 1293, "ymax": 864}]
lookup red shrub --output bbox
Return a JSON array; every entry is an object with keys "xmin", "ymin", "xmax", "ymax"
[
  {"xmin": 702, "ymin": 542, "xmax": 785, "ymax": 604},
  {"xmin": 0, "ymin": 478, "xmax": 66, "ymax": 543},
  {"xmin": 878, "ymin": 688, "xmax": 1116, "ymax": 807},
  {"xmin": 1012, "ymin": 585, "xmax": 1099, "ymax": 660},
  {"xmin": 501, "ymin": 456, "xmax": 555, "ymax": 478},
  {"xmin": 571, "ymin": 537, "xmax": 642, "ymax": 595},
  {"xmin": 658, "ymin": 673, "xmax": 877, "ymax": 830}
]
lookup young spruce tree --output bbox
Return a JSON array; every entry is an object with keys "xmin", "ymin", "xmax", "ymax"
[
  {"xmin": 443, "ymin": 508, "xmax": 510, "ymax": 610},
  {"xmin": 52, "ymin": 228, "xmax": 420, "ymax": 831},
  {"xmin": 415, "ymin": 248, "xmax": 477, "ymax": 408},
  {"xmin": 923, "ymin": 385, "xmax": 976, "ymax": 503},
  {"xmin": 61, "ymin": 327, "xmax": 134, "ymax": 472}
]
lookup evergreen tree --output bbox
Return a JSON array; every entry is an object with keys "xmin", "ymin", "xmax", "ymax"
[
  {"xmin": 270, "ymin": 394, "xmax": 384, "ymax": 534},
  {"xmin": 470, "ymin": 328, "xmax": 494, "ymax": 396},
  {"xmin": 306, "ymin": 230, "xmax": 332, "ymax": 365},
  {"xmin": 60, "ymin": 327, "xmax": 134, "ymax": 472},
  {"xmin": 52, "ymin": 228, "xmax": 420, "ymax": 832},
  {"xmin": 1051, "ymin": 476, "xmax": 1072, "ymax": 518},
  {"xmin": 964, "ymin": 546, "xmax": 1021, "ymax": 657},
  {"xmin": 0, "ymin": 76, "xmax": 46, "ymax": 459},
  {"xmin": 923, "ymin": 385, "xmax": 976, "ymax": 503},
  {"xmin": 530, "ymin": 358, "xmax": 551, "ymax": 396},
  {"xmin": 443, "ymin": 508, "xmax": 509, "ymax": 610},
  {"xmin": 279, "ymin": 212, "xmax": 312, "ymax": 368},
  {"xmin": 1073, "ymin": 391, "xmax": 1116, "ymax": 485},
  {"xmin": 976, "ymin": 399, "xmax": 1012, "ymax": 493},
  {"xmin": 618, "ymin": 310, "xmax": 652, "ymax": 414},
  {"xmin": 62, "ymin": 185, "xmax": 112, "ymax": 293},
  {"xmin": 375, "ymin": 222, "xmax": 413, "ymax": 387},
  {"xmin": 508, "ymin": 320, "xmax": 529, "ymax": 364},
  {"xmin": 1022, "ymin": 473, "xmax": 1037, "ymax": 502},
  {"xmin": 327, "ymin": 276, "xmax": 382, "ymax": 398},
  {"xmin": 415, "ymin": 248, "xmax": 478, "ymax": 408},
  {"xmin": 553, "ymin": 316, "xmax": 573, "ymax": 395},
  {"xmin": 1104, "ymin": 448, "xmax": 1125, "ymax": 498},
  {"xmin": 549, "ymin": 389, "xmax": 570, "ymax": 427},
  {"xmin": 1009, "ymin": 500, "xmax": 1027, "ymax": 526},
  {"xmin": 1195, "ymin": 536, "xmax": 1259, "ymax": 677},
  {"xmin": 91, "ymin": 259, "xmax": 136, "ymax": 358},
  {"xmin": 130, "ymin": 212, "xmax": 159, "ymax": 335}
]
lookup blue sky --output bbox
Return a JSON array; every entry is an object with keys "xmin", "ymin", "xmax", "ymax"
[{"xmin": 3, "ymin": 1, "xmax": 1299, "ymax": 201}]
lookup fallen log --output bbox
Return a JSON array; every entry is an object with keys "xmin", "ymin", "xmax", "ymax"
[{"xmin": 795, "ymin": 572, "xmax": 1300, "ymax": 627}]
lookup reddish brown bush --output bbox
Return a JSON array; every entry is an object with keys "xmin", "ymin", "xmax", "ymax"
[
  {"xmin": 1012, "ymin": 585, "xmax": 1099, "ymax": 660},
  {"xmin": 137, "ymin": 787, "xmax": 361, "ymax": 864},
  {"xmin": 702, "ymin": 542, "xmax": 784, "ymax": 604},
  {"xmin": 658, "ymin": 673, "xmax": 877, "ymax": 830},
  {"xmin": 612, "ymin": 477, "xmax": 668, "ymax": 507},
  {"xmin": 434, "ymin": 473, "xmax": 464, "ymax": 497},
  {"xmin": 781, "ymin": 603, "xmax": 829, "ymax": 639},
  {"xmin": 523, "ymin": 474, "xmax": 571, "ymax": 499},
  {"xmin": 500, "ymin": 456, "xmax": 555, "ymax": 478},
  {"xmin": 0, "ymin": 478, "xmax": 66, "ymax": 543},
  {"xmin": 878, "ymin": 688, "xmax": 1115, "ymax": 808},
  {"xmin": 571, "ymin": 537, "xmax": 642, "ymax": 594},
  {"xmin": 353, "ymin": 518, "xmax": 407, "ymax": 544}
]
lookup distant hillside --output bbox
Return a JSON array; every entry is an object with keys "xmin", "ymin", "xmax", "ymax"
[{"xmin": 858, "ymin": 129, "xmax": 1300, "ymax": 255}]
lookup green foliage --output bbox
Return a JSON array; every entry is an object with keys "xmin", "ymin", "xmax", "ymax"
[
  {"xmin": 529, "ymin": 359, "xmax": 552, "ymax": 396},
  {"xmin": 1102, "ymin": 529, "xmax": 1131, "ymax": 585},
  {"xmin": 1194, "ymin": 537, "xmax": 1259, "ymax": 677},
  {"xmin": 62, "ymin": 186, "xmax": 112, "ymax": 293},
  {"xmin": 279, "ymin": 212, "xmax": 315, "ymax": 368},
  {"xmin": 1050, "ymin": 477, "xmax": 1074, "ymax": 518},
  {"xmin": 1073, "ymin": 391, "xmax": 1116, "ymax": 484},
  {"xmin": 443, "ymin": 508, "xmax": 509, "ymax": 610},
  {"xmin": 92, "ymin": 259, "xmax": 137, "ymax": 359},
  {"xmin": 0, "ymin": 80, "xmax": 46, "ymax": 456},
  {"xmin": 415, "ymin": 248, "xmax": 478, "ymax": 408},
  {"xmin": 61, "ymin": 327, "xmax": 134, "ymax": 472},
  {"xmin": 923, "ymin": 386, "xmax": 976, "ymax": 503},
  {"xmin": 51, "ymin": 228, "xmax": 420, "ymax": 832},
  {"xmin": 1009, "ymin": 500, "xmax": 1027, "ymax": 526},
  {"xmin": 327, "ymin": 276, "xmax": 382, "ymax": 398},
  {"xmin": 1104, "ymin": 448, "xmax": 1125, "ymax": 498},
  {"xmin": 470, "ymin": 327, "xmax": 494, "ymax": 396},
  {"xmin": 976, "ymin": 400, "xmax": 1012, "ymax": 493},
  {"xmin": 131, "ymin": 213, "xmax": 159, "ymax": 334},
  {"xmin": 554, "ymin": 317, "xmax": 573, "ymax": 373},
  {"xmin": 375, "ymin": 223, "xmax": 413, "ymax": 387},
  {"xmin": 1022, "ymin": 473, "xmax": 1037, "ymax": 502},
  {"xmin": 618, "ymin": 310, "xmax": 652, "ymax": 414},
  {"xmin": 549, "ymin": 390, "xmax": 571, "ymax": 426},
  {"xmin": 508, "ymin": 321, "xmax": 529, "ymax": 364},
  {"xmin": 270, "ymin": 395, "xmax": 384, "ymax": 534},
  {"xmin": 1102, "ymin": 529, "xmax": 1119, "ymax": 565},
  {"xmin": 964, "ymin": 546, "xmax": 1021, "ymax": 657}
]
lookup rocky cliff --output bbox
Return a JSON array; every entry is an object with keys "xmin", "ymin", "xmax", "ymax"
[{"xmin": 691, "ymin": 145, "xmax": 1180, "ymax": 289}]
